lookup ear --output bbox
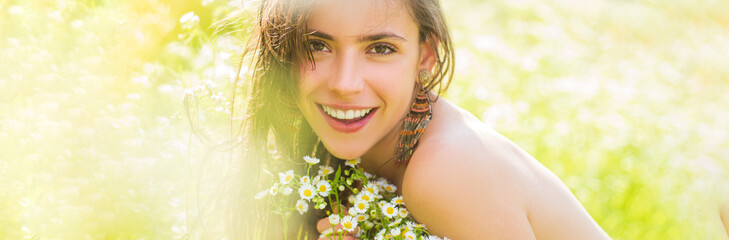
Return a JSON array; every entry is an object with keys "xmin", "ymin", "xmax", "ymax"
[{"xmin": 418, "ymin": 34, "xmax": 438, "ymax": 73}]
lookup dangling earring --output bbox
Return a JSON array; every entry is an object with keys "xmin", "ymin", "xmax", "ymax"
[{"xmin": 394, "ymin": 69, "xmax": 433, "ymax": 166}]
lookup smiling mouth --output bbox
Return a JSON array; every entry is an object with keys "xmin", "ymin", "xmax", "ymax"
[{"xmin": 319, "ymin": 104, "xmax": 376, "ymax": 123}]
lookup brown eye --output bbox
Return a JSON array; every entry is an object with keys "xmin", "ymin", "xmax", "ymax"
[
  {"xmin": 369, "ymin": 44, "xmax": 395, "ymax": 55},
  {"xmin": 309, "ymin": 40, "xmax": 329, "ymax": 52}
]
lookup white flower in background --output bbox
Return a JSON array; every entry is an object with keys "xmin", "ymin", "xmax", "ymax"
[
  {"xmin": 312, "ymin": 175, "xmax": 321, "ymax": 185},
  {"xmin": 425, "ymin": 236, "xmax": 445, "ymax": 240},
  {"xmin": 355, "ymin": 214, "xmax": 368, "ymax": 222},
  {"xmin": 392, "ymin": 196, "xmax": 404, "ymax": 205},
  {"xmin": 282, "ymin": 187, "xmax": 293, "ymax": 195},
  {"xmin": 318, "ymin": 166, "xmax": 334, "ymax": 176},
  {"xmin": 279, "ymin": 170, "xmax": 294, "ymax": 184},
  {"xmin": 253, "ymin": 189, "xmax": 268, "ymax": 199},
  {"xmin": 390, "ymin": 227, "xmax": 401, "ymax": 237},
  {"xmin": 299, "ymin": 183, "xmax": 316, "ymax": 200},
  {"xmin": 316, "ymin": 181, "xmax": 331, "ymax": 197},
  {"xmin": 383, "ymin": 183, "xmax": 397, "ymax": 193},
  {"xmin": 363, "ymin": 183, "xmax": 379, "ymax": 196},
  {"xmin": 363, "ymin": 172, "xmax": 373, "ymax": 179},
  {"xmin": 339, "ymin": 185, "xmax": 345, "ymax": 191},
  {"xmin": 179, "ymin": 11, "xmax": 200, "ymax": 29},
  {"xmin": 353, "ymin": 199, "xmax": 369, "ymax": 214},
  {"xmin": 375, "ymin": 229, "xmax": 386, "ymax": 240},
  {"xmin": 348, "ymin": 207, "xmax": 358, "ymax": 216},
  {"xmin": 398, "ymin": 208, "xmax": 409, "ymax": 218},
  {"xmin": 303, "ymin": 156, "xmax": 320, "ymax": 164},
  {"xmin": 269, "ymin": 183, "xmax": 279, "ymax": 196},
  {"xmin": 403, "ymin": 231, "xmax": 417, "ymax": 240},
  {"xmin": 388, "ymin": 218, "xmax": 402, "ymax": 227},
  {"xmin": 328, "ymin": 214, "xmax": 340, "ymax": 225},
  {"xmin": 296, "ymin": 199, "xmax": 308, "ymax": 214},
  {"xmin": 378, "ymin": 200, "xmax": 387, "ymax": 208},
  {"xmin": 300, "ymin": 176, "xmax": 310, "ymax": 184},
  {"xmin": 345, "ymin": 158, "xmax": 361, "ymax": 167},
  {"xmin": 341, "ymin": 215, "xmax": 358, "ymax": 232},
  {"xmin": 382, "ymin": 203, "xmax": 398, "ymax": 218},
  {"xmin": 320, "ymin": 228, "xmax": 333, "ymax": 239}
]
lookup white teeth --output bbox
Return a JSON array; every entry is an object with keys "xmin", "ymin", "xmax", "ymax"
[{"xmin": 321, "ymin": 105, "xmax": 373, "ymax": 120}]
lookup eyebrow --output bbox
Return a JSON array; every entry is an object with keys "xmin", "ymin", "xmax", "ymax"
[{"xmin": 308, "ymin": 29, "xmax": 408, "ymax": 42}]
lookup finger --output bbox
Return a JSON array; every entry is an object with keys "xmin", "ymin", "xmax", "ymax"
[
  {"xmin": 316, "ymin": 217, "xmax": 330, "ymax": 233},
  {"xmin": 318, "ymin": 233, "xmax": 357, "ymax": 240}
]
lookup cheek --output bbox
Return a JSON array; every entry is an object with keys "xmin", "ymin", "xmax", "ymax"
[
  {"xmin": 298, "ymin": 62, "xmax": 329, "ymax": 96},
  {"xmin": 365, "ymin": 61, "xmax": 416, "ymax": 101}
]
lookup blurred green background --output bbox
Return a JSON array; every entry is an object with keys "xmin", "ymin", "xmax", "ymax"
[{"xmin": 1, "ymin": 0, "xmax": 728, "ymax": 239}]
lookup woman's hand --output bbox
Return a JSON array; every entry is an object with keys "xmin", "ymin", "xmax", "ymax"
[{"xmin": 316, "ymin": 205, "xmax": 360, "ymax": 240}]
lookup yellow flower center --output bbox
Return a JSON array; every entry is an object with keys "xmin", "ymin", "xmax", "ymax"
[
  {"xmin": 386, "ymin": 186, "xmax": 393, "ymax": 191},
  {"xmin": 395, "ymin": 199, "xmax": 403, "ymax": 204},
  {"xmin": 386, "ymin": 207, "xmax": 394, "ymax": 215},
  {"xmin": 285, "ymin": 175, "xmax": 291, "ymax": 182},
  {"xmin": 343, "ymin": 222, "xmax": 352, "ymax": 229},
  {"xmin": 367, "ymin": 188, "xmax": 374, "ymax": 194},
  {"xmin": 362, "ymin": 195, "xmax": 370, "ymax": 201},
  {"xmin": 304, "ymin": 189, "xmax": 312, "ymax": 197},
  {"xmin": 358, "ymin": 203, "xmax": 365, "ymax": 210},
  {"xmin": 319, "ymin": 185, "xmax": 327, "ymax": 192}
]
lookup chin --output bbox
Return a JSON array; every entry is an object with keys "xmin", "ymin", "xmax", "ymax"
[{"xmin": 321, "ymin": 140, "xmax": 367, "ymax": 160}]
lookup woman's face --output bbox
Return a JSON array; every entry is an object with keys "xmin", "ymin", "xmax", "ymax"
[{"xmin": 297, "ymin": 0, "xmax": 430, "ymax": 159}]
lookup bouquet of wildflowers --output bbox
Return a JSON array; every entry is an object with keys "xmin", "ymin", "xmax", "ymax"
[{"xmin": 255, "ymin": 156, "xmax": 449, "ymax": 240}]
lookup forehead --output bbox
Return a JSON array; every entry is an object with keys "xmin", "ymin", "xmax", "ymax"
[{"xmin": 307, "ymin": 0, "xmax": 417, "ymax": 39}]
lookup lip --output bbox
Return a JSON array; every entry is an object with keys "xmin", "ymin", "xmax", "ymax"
[{"xmin": 317, "ymin": 104, "xmax": 377, "ymax": 133}]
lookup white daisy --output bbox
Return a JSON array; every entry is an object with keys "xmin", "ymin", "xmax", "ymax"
[
  {"xmin": 345, "ymin": 158, "xmax": 361, "ymax": 167},
  {"xmin": 295, "ymin": 199, "xmax": 308, "ymax": 214},
  {"xmin": 316, "ymin": 181, "xmax": 331, "ymax": 197},
  {"xmin": 303, "ymin": 156, "xmax": 320, "ymax": 164},
  {"xmin": 390, "ymin": 227, "xmax": 401, "ymax": 236},
  {"xmin": 375, "ymin": 229, "xmax": 385, "ymax": 240},
  {"xmin": 318, "ymin": 166, "xmax": 334, "ymax": 176},
  {"xmin": 282, "ymin": 187, "xmax": 293, "ymax": 195},
  {"xmin": 298, "ymin": 183, "xmax": 316, "ymax": 200},
  {"xmin": 328, "ymin": 214, "xmax": 340, "ymax": 225},
  {"xmin": 253, "ymin": 189, "xmax": 267, "ymax": 199},
  {"xmin": 340, "ymin": 215, "xmax": 358, "ymax": 232},
  {"xmin": 391, "ymin": 196, "xmax": 404, "ymax": 205},
  {"xmin": 320, "ymin": 228, "xmax": 333, "ymax": 238},
  {"xmin": 348, "ymin": 207, "xmax": 358, "ymax": 216},
  {"xmin": 388, "ymin": 218, "xmax": 402, "ymax": 227},
  {"xmin": 363, "ymin": 183, "xmax": 379, "ymax": 196},
  {"xmin": 398, "ymin": 208, "xmax": 409, "ymax": 218},
  {"xmin": 312, "ymin": 175, "xmax": 321, "ymax": 185},
  {"xmin": 279, "ymin": 170, "xmax": 294, "ymax": 184},
  {"xmin": 355, "ymin": 214, "xmax": 369, "ymax": 222},
  {"xmin": 300, "ymin": 176, "xmax": 310, "ymax": 184},
  {"xmin": 383, "ymin": 183, "xmax": 397, "ymax": 193},
  {"xmin": 269, "ymin": 184, "xmax": 279, "ymax": 196},
  {"xmin": 378, "ymin": 200, "xmax": 387, "ymax": 208},
  {"xmin": 381, "ymin": 203, "xmax": 398, "ymax": 218},
  {"xmin": 403, "ymin": 231, "xmax": 416, "ymax": 240},
  {"xmin": 425, "ymin": 236, "xmax": 444, "ymax": 240},
  {"xmin": 363, "ymin": 172, "xmax": 373, "ymax": 179},
  {"xmin": 353, "ymin": 199, "xmax": 369, "ymax": 214},
  {"xmin": 355, "ymin": 191, "xmax": 374, "ymax": 203}
]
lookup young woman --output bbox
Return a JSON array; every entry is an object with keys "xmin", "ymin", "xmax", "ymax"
[{"xmin": 233, "ymin": 0, "xmax": 611, "ymax": 239}]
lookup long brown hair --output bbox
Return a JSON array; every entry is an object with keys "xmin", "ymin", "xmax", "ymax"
[{"xmin": 224, "ymin": 0, "xmax": 455, "ymax": 238}]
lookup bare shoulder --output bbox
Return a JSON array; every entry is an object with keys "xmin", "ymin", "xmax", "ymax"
[{"xmin": 401, "ymin": 97, "xmax": 610, "ymax": 239}]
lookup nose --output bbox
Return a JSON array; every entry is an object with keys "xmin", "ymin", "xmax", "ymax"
[{"xmin": 328, "ymin": 48, "xmax": 364, "ymax": 96}]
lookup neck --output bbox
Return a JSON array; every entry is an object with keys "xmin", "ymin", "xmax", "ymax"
[{"xmin": 359, "ymin": 87, "xmax": 422, "ymax": 182}]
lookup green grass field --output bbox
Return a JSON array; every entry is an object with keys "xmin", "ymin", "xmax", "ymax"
[{"xmin": 1, "ymin": 0, "xmax": 727, "ymax": 239}]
